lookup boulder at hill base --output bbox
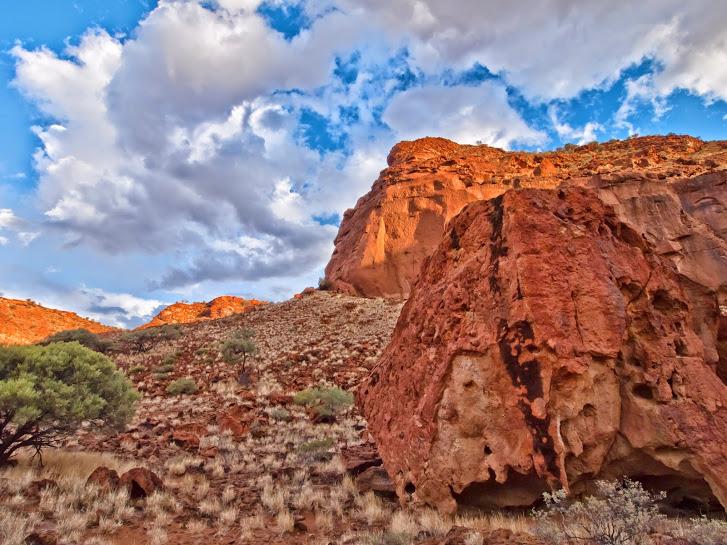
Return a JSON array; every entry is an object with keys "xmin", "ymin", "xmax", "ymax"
[{"xmin": 358, "ymin": 186, "xmax": 727, "ymax": 514}]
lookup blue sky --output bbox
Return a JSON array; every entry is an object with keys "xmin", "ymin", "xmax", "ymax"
[{"xmin": 1, "ymin": 0, "xmax": 726, "ymax": 327}]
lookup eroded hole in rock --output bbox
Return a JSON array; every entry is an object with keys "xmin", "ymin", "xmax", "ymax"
[
  {"xmin": 651, "ymin": 289, "xmax": 687, "ymax": 312},
  {"xmin": 633, "ymin": 384, "xmax": 654, "ymax": 399},
  {"xmin": 484, "ymin": 445, "xmax": 492, "ymax": 456},
  {"xmin": 453, "ymin": 471, "xmax": 548, "ymax": 511},
  {"xmin": 404, "ymin": 482, "xmax": 416, "ymax": 495},
  {"xmin": 632, "ymin": 474, "xmax": 723, "ymax": 514},
  {"xmin": 674, "ymin": 339, "xmax": 687, "ymax": 356},
  {"xmin": 581, "ymin": 403, "xmax": 597, "ymax": 417}
]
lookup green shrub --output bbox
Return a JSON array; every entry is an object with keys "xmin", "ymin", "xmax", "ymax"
[
  {"xmin": 297, "ymin": 438, "xmax": 334, "ymax": 461},
  {"xmin": 122, "ymin": 325, "xmax": 181, "ymax": 352},
  {"xmin": 268, "ymin": 407, "xmax": 291, "ymax": 422},
  {"xmin": 0, "ymin": 342, "xmax": 138, "ymax": 465},
  {"xmin": 40, "ymin": 329, "xmax": 111, "ymax": 353},
  {"xmin": 128, "ymin": 365, "xmax": 146, "ymax": 375},
  {"xmin": 166, "ymin": 378, "xmax": 197, "ymax": 395},
  {"xmin": 318, "ymin": 277, "xmax": 332, "ymax": 290},
  {"xmin": 293, "ymin": 386, "xmax": 353, "ymax": 417}
]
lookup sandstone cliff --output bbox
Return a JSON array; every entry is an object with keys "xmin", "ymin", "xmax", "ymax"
[
  {"xmin": 326, "ymin": 135, "xmax": 727, "ymax": 300},
  {"xmin": 138, "ymin": 296, "xmax": 264, "ymax": 329},
  {"xmin": 358, "ymin": 187, "xmax": 727, "ymax": 513},
  {"xmin": 0, "ymin": 297, "xmax": 116, "ymax": 345}
]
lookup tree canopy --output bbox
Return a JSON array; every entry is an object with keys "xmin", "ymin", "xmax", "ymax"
[{"xmin": 0, "ymin": 342, "xmax": 138, "ymax": 465}]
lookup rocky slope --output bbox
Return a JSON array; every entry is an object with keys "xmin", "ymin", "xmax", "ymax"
[
  {"xmin": 359, "ymin": 187, "xmax": 727, "ymax": 514},
  {"xmin": 326, "ymin": 135, "xmax": 727, "ymax": 299},
  {"xmin": 138, "ymin": 296, "xmax": 265, "ymax": 329},
  {"xmin": 0, "ymin": 296, "xmax": 116, "ymax": 345}
]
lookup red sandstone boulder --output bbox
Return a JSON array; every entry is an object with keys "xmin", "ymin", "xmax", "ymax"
[
  {"xmin": 326, "ymin": 135, "xmax": 727, "ymax": 299},
  {"xmin": 358, "ymin": 187, "xmax": 727, "ymax": 514},
  {"xmin": 86, "ymin": 467, "xmax": 120, "ymax": 491},
  {"xmin": 120, "ymin": 467, "xmax": 163, "ymax": 499}
]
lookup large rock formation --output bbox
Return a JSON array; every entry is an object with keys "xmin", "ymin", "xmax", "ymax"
[
  {"xmin": 358, "ymin": 187, "xmax": 727, "ymax": 513},
  {"xmin": 138, "ymin": 296, "xmax": 264, "ymax": 329},
  {"xmin": 326, "ymin": 135, "xmax": 727, "ymax": 299},
  {"xmin": 0, "ymin": 297, "xmax": 115, "ymax": 345}
]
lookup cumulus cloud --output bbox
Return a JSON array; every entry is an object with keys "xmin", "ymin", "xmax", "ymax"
[
  {"xmin": 336, "ymin": 0, "xmax": 727, "ymax": 105},
  {"xmin": 11, "ymin": 0, "xmax": 727, "ymax": 308},
  {"xmin": 548, "ymin": 106, "xmax": 604, "ymax": 145},
  {"xmin": 0, "ymin": 208, "xmax": 38, "ymax": 246},
  {"xmin": 383, "ymin": 83, "xmax": 546, "ymax": 148}
]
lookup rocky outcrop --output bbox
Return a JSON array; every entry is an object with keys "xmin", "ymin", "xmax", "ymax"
[
  {"xmin": 358, "ymin": 187, "xmax": 727, "ymax": 514},
  {"xmin": 138, "ymin": 296, "xmax": 264, "ymax": 329},
  {"xmin": 326, "ymin": 135, "xmax": 727, "ymax": 299},
  {"xmin": 0, "ymin": 297, "xmax": 115, "ymax": 345}
]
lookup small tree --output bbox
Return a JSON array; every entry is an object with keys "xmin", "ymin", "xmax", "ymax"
[
  {"xmin": 533, "ymin": 478, "xmax": 665, "ymax": 545},
  {"xmin": 222, "ymin": 330, "xmax": 258, "ymax": 381},
  {"xmin": 122, "ymin": 324, "xmax": 181, "ymax": 353},
  {"xmin": 0, "ymin": 342, "xmax": 138, "ymax": 466},
  {"xmin": 40, "ymin": 328, "xmax": 111, "ymax": 353}
]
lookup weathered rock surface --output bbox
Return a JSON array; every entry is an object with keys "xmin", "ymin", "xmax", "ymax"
[
  {"xmin": 326, "ymin": 135, "xmax": 727, "ymax": 299},
  {"xmin": 138, "ymin": 295, "xmax": 265, "ymax": 329},
  {"xmin": 358, "ymin": 187, "xmax": 727, "ymax": 513},
  {"xmin": 0, "ymin": 297, "xmax": 116, "ymax": 345}
]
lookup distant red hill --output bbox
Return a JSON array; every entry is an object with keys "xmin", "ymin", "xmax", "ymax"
[
  {"xmin": 0, "ymin": 297, "xmax": 116, "ymax": 345},
  {"xmin": 137, "ymin": 296, "xmax": 265, "ymax": 329}
]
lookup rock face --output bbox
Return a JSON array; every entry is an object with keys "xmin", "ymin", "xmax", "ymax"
[
  {"xmin": 138, "ymin": 296, "xmax": 264, "ymax": 329},
  {"xmin": 358, "ymin": 187, "xmax": 727, "ymax": 513},
  {"xmin": 0, "ymin": 297, "xmax": 115, "ymax": 345},
  {"xmin": 326, "ymin": 135, "xmax": 727, "ymax": 299}
]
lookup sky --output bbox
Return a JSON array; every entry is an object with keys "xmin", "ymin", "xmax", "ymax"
[{"xmin": 1, "ymin": 0, "xmax": 727, "ymax": 328}]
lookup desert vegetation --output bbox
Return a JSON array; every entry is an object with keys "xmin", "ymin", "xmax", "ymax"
[{"xmin": 1, "ymin": 292, "xmax": 725, "ymax": 545}]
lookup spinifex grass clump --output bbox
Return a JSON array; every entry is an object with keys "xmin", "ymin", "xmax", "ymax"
[{"xmin": 293, "ymin": 386, "xmax": 353, "ymax": 418}]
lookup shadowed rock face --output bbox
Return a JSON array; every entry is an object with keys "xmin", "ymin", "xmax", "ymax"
[
  {"xmin": 358, "ymin": 188, "xmax": 727, "ymax": 514},
  {"xmin": 326, "ymin": 135, "xmax": 727, "ymax": 300}
]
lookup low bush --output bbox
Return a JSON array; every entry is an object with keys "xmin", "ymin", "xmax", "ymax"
[
  {"xmin": 40, "ymin": 329, "xmax": 111, "ymax": 353},
  {"xmin": 122, "ymin": 325, "xmax": 181, "ymax": 352},
  {"xmin": 293, "ymin": 386, "xmax": 353, "ymax": 417},
  {"xmin": 166, "ymin": 378, "xmax": 197, "ymax": 396},
  {"xmin": 532, "ymin": 478, "xmax": 665, "ymax": 545}
]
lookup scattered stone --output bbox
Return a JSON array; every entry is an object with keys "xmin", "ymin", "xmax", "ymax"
[
  {"xmin": 120, "ymin": 467, "xmax": 163, "ymax": 499},
  {"xmin": 85, "ymin": 467, "xmax": 120, "ymax": 491}
]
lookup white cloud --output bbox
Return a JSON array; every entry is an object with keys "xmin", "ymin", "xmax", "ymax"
[
  {"xmin": 0, "ymin": 236, "xmax": 8, "ymax": 246},
  {"xmin": 383, "ymin": 83, "xmax": 545, "ymax": 148},
  {"xmin": 0, "ymin": 208, "xmax": 21, "ymax": 230},
  {"xmin": 548, "ymin": 106, "xmax": 604, "ymax": 145}
]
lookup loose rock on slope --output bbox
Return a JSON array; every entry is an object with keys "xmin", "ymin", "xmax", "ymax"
[{"xmin": 358, "ymin": 187, "xmax": 727, "ymax": 514}]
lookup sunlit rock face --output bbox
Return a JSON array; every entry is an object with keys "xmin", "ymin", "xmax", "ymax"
[
  {"xmin": 358, "ymin": 187, "xmax": 727, "ymax": 514},
  {"xmin": 326, "ymin": 135, "xmax": 727, "ymax": 302}
]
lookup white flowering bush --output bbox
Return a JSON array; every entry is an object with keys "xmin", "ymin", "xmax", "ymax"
[{"xmin": 533, "ymin": 478, "xmax": 665, "ymax": 545}]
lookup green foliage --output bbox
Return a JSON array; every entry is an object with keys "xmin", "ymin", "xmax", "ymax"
[
  {"xmin": 268, "ymin": 407, "xmax": 291, "ymax": 422},
  {"xmin": 318, "ymin": 277, "xmax": 332, "ymax": 290},
  {"xmin": 166, "ymin": 378, "xmax": 197, "ymax": 395},
  {"xmin": 533, "ymin": 478, "xmax": 665, "ymax": 545},
  {"xmin": 128, "ymin": 365, "xmax": 146, "ymax": 375},
  {"xmin": 40, "ymin": 329, "xmax": 111, "ymax": 353},
  {"xmin": 122, "ymin": 325, "xmax": 181, "ymax": 352},
  {"xmin": 297, "ymin": 437, "xmax": 334, "ymax": 462},
  {"xmin": 221, "ymin": 330, "xmax": 258, "ymax": 372},
  {"xmin": 293, "ymin": 386, "xmax": 353, "ymax": 417},
  {"xmin": 0, "ymin": 342, "xmax": 138, "ymax": 464},
  {"xmin": 155, "ymin": 351, "xmax": 180, "ymax": 376}
]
